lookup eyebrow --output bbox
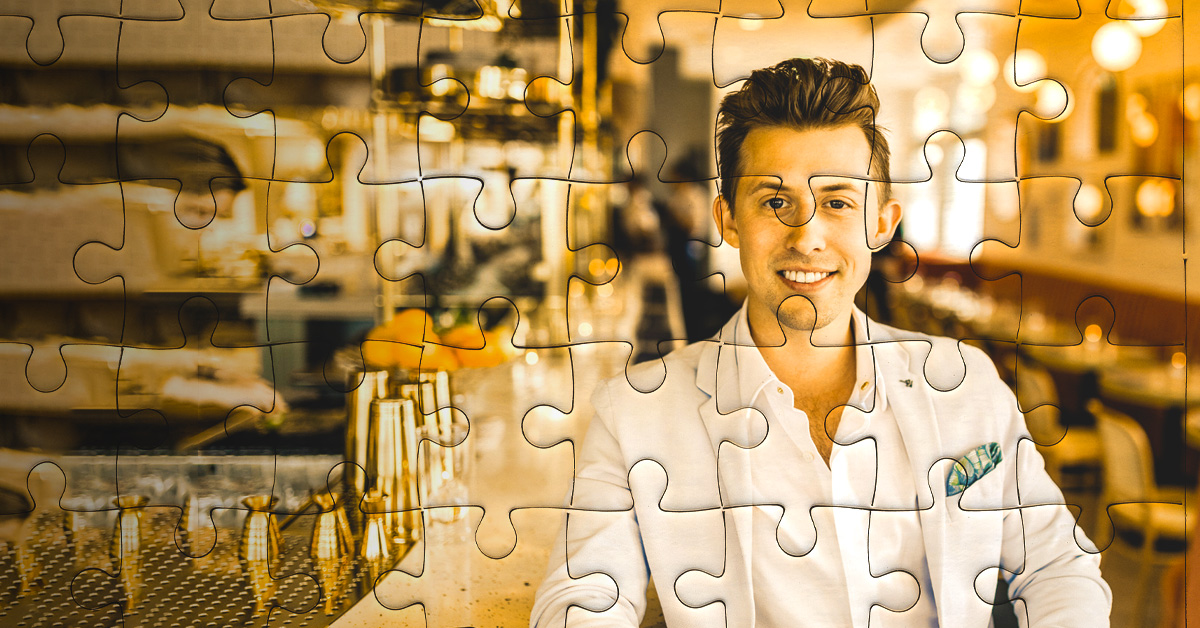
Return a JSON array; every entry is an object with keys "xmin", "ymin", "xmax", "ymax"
[
  {"xmin": 742, "ymin": 179, "xmax": 792, "ymax": 196},
  {"xmin": 812, "ymin": 181, "xmax": 866, "ymax": 195},
  {"xmin": 741, "ymin": 178, "xmax": 866, "ymax": 196}
]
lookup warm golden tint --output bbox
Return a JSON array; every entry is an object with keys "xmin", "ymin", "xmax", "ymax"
[{"xmin": 0, "ymin": 1, "xmax": 1194, "ymax": 627}]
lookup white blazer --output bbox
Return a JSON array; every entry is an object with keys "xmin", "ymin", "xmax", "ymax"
[{"xmin": 531, "ymin": 312, "xmax": 1111, "ymax": 627}]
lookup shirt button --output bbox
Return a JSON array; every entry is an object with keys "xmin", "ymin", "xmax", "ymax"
[
  {"xmin": 860, "ymin": 381, "xmax": 869, "ymax": 391},
  {"xmin": 803, "ymin": 452, "xmax": 815, "ymax": 463},
  {"xmin": 776, "ymin": 387, "xmax": 784, "ymax": 395}
]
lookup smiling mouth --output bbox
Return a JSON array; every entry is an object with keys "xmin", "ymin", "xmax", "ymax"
[{"xmin": 780, "ymin": 270, "xmax": 833, "ymax": 285}]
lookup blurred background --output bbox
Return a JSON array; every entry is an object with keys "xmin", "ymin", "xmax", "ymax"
[{"xmin": 0, "ymin": 0, "xmax": 1196, "ymax": 626}]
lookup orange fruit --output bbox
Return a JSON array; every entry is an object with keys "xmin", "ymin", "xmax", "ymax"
[
  {"xmin": 361, "ymin": 336, "xmax": 396, "ymax": 368},
  {"xmin": 395, "ymin": 341, "xmax": 458, "ymax": 371},
  {"xmin": 454, "ymin": 329, "xmax": 516, "ymax": 368},
  {"xmin": 441, "ymin": 325, "xmax": 486, "ymax": 350},
  {"xmin": 386, "ymin": 309, "xmax": 436, "ymax": 345},
  {"xmin": 361, "ymin": 309, "xmax": 439, "ymax": 368},
  {"xmin": 419, "ymin": 342, "xmax": 460, "ymax": 371}
]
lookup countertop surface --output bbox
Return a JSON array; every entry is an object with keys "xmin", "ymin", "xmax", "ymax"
[{"xmin": 330, "ymin": 269, "xmax": 678, "ymax": 626}]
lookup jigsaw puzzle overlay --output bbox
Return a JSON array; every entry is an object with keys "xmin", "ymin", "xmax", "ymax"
[{"xmin": 0, "ymin": 0, "xmax": 1195, "ymax": 626}]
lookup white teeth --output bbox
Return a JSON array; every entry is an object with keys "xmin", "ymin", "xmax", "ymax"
[{"xmin": 783, "ymin": 270, "xmax": 830, "ymax": 284}]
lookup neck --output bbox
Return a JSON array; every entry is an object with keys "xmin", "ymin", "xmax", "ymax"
[{"xmin": 747, "ymin": 308, "xmax": 857, "ymax": 389}]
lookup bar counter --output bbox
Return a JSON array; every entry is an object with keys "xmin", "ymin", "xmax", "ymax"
[
  {"xmin": 0, "ymin": 346, "xmax": 646, "ymax": 627},
  {"xmin": 335, "ymin": 342, "xmax": 648, "ymax": 626}
]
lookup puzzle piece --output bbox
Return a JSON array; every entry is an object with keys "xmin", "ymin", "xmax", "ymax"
[
  {"xmin": 713, "ymin": 0, "xmax": 871, "ymax": 88},
  {"xmin": 0, "ymin": 0, "xmax": 183, "ymax": 66},
  {"xmin": 363, "ymin": 506, "xmax": 578, "ymax": 624},
  {"xmin": 0, "ymin": 137, "xmax": 136, "ymax": 452},
  {"xmin": 209, "ymin": 0, "xmax": 376, "ymax": 66},
  {"xmin": 1015, "ymin": 7, "xmax": 1184, "ymax": 182},
  {"xmin": 441, "ymin": 346, "xmax": 586, "ymax": 558},
  {"xmin": 537, "ymin": 459, "xmax": 725, "ymax": 625},
  {"xmin": 807, "ymin": 0, "xmax": 1084, "ymax": 63},
  {"xmin": 891, "ymin": 130, "xmax": 1020, "ymax": 343},
  {"xmin": 676, "ymin": 504, "xmax": 923, "ymax": 626},
  {"xmin": 211, "ymin": 0, "xmax": 500, "ymax": 64}
]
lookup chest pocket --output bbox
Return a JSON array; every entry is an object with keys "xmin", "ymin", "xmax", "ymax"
[{"xmin": 951, "ymin": 442, "xmax": 1007, "ymax": 512}]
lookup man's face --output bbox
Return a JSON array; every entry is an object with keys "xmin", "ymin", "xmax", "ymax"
[{"xmin": 713, "ymin": 124, "xmax": 901, "ymax": 339}]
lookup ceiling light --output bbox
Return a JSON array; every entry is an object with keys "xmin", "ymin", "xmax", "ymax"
[
  {"xmin": 1092, "ymin": 22, "xmax": 1142, "ymax": 72},
  {"xmin": 1003, "ymin": 49, "xmax": 1046, "ymax": 92},
  {"xmin": 1125, "ymin": 0, "xmax": 1167, "ymax": 37}
]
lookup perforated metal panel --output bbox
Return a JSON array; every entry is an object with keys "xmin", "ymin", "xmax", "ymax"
[{"xmin": 0, "ymin": 507, "xmax": 392, "ymax": 627}]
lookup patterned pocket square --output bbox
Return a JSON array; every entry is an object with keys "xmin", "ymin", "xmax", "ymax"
[{"xmin": 946, "ymin": 442, "xmax": 1002, "ymax": 497}]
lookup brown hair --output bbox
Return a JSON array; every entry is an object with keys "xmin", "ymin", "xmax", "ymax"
[{"xmin": 715, "ymin": 57, "xmax": 891, "ymax": 208}]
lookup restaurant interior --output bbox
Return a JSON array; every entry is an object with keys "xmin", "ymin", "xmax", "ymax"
[{"xmin": 0, "ymin": 0, "xmax": 1197, "ymax": 625}]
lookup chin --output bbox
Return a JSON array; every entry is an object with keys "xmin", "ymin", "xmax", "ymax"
[
  {"xmin": 775, "ymin": 297, "xmax": 844, "ymax": 333},
  {"xmin": 780, "ymin": 313, "xmax": 835, "ymax": 333}
]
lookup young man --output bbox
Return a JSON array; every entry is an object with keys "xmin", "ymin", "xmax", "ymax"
[{"xmin": 531, "ymin": 58, "xmax": 1110, "ymax": 628}]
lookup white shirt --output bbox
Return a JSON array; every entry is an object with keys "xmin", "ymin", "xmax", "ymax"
[{"xmin": 731, "ymin": 306, "xmax": 938, "ymax": 627}]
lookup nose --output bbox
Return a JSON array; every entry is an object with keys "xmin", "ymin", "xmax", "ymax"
[{"xmin": 783, "ymin": 207, "xmax": 826, "ymax": 255}]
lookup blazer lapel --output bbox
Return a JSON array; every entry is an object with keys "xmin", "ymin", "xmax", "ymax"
[
  {"xmin": 695, "ymin": 317, "xmax": 758, "ymax": 628},
  {"xmin": 872, "ymin": 337, "xmax": 957, "ymax": 618},
  {"xmin": 875, "ymin": 334, "xmax": 992, "ymax": 628}
]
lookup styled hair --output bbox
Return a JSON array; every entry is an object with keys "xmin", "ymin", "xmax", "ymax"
[{"xmin": 715, "ymin": 57, "xmax": 891, "ymax": 208}]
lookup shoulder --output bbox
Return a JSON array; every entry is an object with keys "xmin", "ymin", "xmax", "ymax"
[
  {"xmin": 868, "ymin": 319, "xmax": 1005, "ymax": 391},
  {"xmin": 869, "ymin": 323, "xmax": 1026, "ymax": 451},
  {"xmin": 587, "ymin": 341, "xmax": 715, "ymax": 449}
]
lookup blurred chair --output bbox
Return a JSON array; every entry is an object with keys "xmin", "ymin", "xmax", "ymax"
[
  {"xmin": 1184, "ymin": 407, "xmax": 1200, "ymax": 459},
  {"xmin": 1091, "ymin": 399, "xmax": 1194, "ymax": 621},
  {"xmin": 1017, "ymin": 360, "xmax": 1101, "ymax": 488}
]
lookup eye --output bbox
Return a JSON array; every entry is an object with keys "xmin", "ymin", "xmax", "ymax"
[
  {"xmin": 765, "ymin": 197, "xmax": 786, "ymax": 210},
  {"xmin": 827, "ymin": 199, "xmax": 852, "ymax": 210}
]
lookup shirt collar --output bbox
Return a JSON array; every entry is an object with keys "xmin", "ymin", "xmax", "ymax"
[
  {"xmin": 730, "ymin": 304, "xmax": 888, "ymax": 415},
  {"xmin": 731, "ymin": 305, "xmax": 777, "ymax": 410}
]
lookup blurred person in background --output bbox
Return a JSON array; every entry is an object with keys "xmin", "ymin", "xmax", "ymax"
[
  {"xmin": 663, "ymin": 153, "xmax": 737, "ymax": 342},
  {"xmin": 117, "ymin": 137, "xmax": 247, "ymax": 228},
  {"xmin": 611, "ymin": 174, "xmax": 665, "ymax": 259}
]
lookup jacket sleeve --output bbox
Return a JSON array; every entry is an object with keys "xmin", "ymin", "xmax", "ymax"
[
  {"xmin": 976, "ymin": 348, "xmax": 1113, "ymax": 627},
  {"xmin": 529, "ymin": 379, "xmax": 650, "ymax": 627}
]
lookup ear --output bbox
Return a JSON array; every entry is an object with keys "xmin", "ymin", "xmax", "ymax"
[
  {"xmin": 713, "ymin": 195, "xmax": 740, "ymax": 249},
  {"xmin": 869, "ymin": 198, "xmax": 902, "ymax": 251}
]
